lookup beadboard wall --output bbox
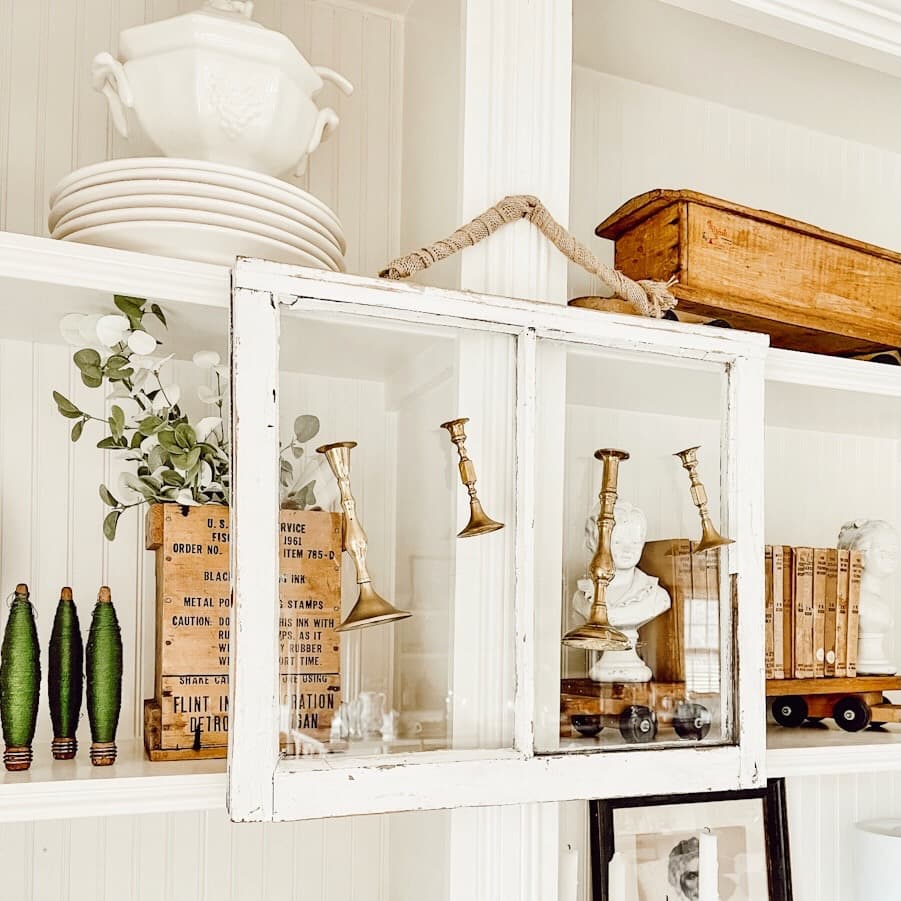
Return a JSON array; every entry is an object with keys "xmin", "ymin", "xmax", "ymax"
[
  {"xmin": 0, "ymin": 0, "xmax": 403, "ymax": 278},
  {"xmin": 0, "ymin": 807, "xmax": 451, "ymax": 900}
]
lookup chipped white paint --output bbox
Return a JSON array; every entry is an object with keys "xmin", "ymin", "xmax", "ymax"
[
  {"xmin": 228, "ymin": 286, "xmax": 281, "ymax": 821},
  {"xmin": 228, "ymin": 261, "xmax": 767, "ymax": 821}
]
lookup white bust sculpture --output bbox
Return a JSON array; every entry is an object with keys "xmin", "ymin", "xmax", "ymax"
[
  {"xmin": 573, "ymin": 500, "xmax": 671, "ymax": 682},
  {"xmin": 838, "ymin": 519, "xmax": 898, "ymax": 675}
]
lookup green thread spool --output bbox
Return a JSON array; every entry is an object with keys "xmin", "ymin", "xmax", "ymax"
[
  {"xmin": 86, "ymin": 586, "xmax": 123, "ymax": 767},
  {"xmin": 0, "ymin": 584, "xmax": 41, "ymax": 771},
  {"xmin": 48, "ymin": 587, "xmax": 83, "ymax": 760}
]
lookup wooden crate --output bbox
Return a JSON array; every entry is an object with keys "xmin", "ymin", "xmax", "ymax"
[
  {"xmin": 144, "ymin": 504, "xmax": 341, "ymax": 760},
  {"xmin": 595, "ymin": 189, "xmax": 901, "ymax": 356},
  {"xmin": 638, "ymin": 539, "xmax": 720, "ymax": 689}
]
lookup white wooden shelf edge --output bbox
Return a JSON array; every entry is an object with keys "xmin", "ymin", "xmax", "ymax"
[
  {"xmin": 660, "ymin": 0, "xmax": 901, "ymax": 73},
  {"xmin": 767, "ymin": 730, "xmax": 901, "ymax": 776},
  {"xmin": 767, "ymin": 745, "xmax": 901, "ymax": 777},
  {"xmin": 0, "ymin": 231, "xmax": 230, "ymax": 308},
  {"xmin": 0, "ymin": 772, "xmax": 225, "ymax": 822},
  {"xmin": 765, "ymin": 346, "xmax": 901, "ymax": 396}
]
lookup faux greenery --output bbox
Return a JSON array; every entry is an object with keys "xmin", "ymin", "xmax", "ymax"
[
  {"xmin": 280, "ymin": 414, "xmax": 320, "ymax": 510},
  {"xmin": 53, "ymin": 295, "xmax": 321, "ymax": 540}
]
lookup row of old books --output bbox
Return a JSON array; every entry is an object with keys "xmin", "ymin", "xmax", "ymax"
[{"xmin": 764, "ymin": 546, "xmax": 862, "ymax": 680}]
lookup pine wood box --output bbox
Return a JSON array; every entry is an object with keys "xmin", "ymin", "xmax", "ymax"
[
  {"xmin": 638, "ymin": 539, "xmax": 720, "ymax": 686},
  {"xmin": 596, "ymin": 189, "xmax": 901, "ymax": 356},
  {"xmin": 143, "ymin": 504, "xmax": 342, "ymax": 761}
]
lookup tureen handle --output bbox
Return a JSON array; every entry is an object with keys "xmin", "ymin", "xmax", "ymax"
[
  {"xmin": 91, "ymin": 52, "xmax": 134, "ymax": 139},
  {"xmin": 297, "ymin": 107, "xmax": 340, "ymax": 176},
  {"xmin": 312, "ymin": 66, "xmax": 354, "ymax": 96}
]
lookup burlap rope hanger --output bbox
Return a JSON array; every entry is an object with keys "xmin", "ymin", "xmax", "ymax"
[{"xmin": 379, "ymin": 194, "xmax": 678, "ymax": 318}]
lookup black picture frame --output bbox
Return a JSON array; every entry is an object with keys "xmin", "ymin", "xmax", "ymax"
[{"xmin": 589, "ymin": 778, "xmax": 792, "ymax": 901}]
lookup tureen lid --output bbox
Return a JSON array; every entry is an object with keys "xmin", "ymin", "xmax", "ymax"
[{"xmin": 118, "ymin": 0, "xmax": 323, "ymax": 94}]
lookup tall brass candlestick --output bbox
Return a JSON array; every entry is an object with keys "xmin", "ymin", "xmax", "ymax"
[
  {"xmin": 562, "ymin": 449, "xmax": 631, "ymax": 651},
  {"xmin": 674, "ymin": 446, "xmax": 733, "ymax": 553},
  {"xmin": 440, "ymin": 418, "xmax": 504, "ymax": 538},
  {"xmin": 317, "ymin": 441, "xmax": 411, "ymax": 631}
]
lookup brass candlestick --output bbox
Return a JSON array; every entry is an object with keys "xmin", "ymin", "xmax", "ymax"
[
  {"xmin": 562, "ymin": 449, "xmax": 631, "ymax": 651},
  {"xmin": 317, "ymin": 441, "xmax": 411, "ymax": 631},
  {"xmin": 440, "ymin": 418, "xmax": 504, "ymax": 538},
  {"xmin": 674, "ymin": 446, "xmax": 733, "ymax": 553}
]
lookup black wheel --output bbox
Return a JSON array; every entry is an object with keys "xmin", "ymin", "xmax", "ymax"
[
  {"xmin": 833, "ymin": 696, "xmax": 871, "ymax": 732},
  {"xmin": 772, "ymin": 696, "xmax": 808, "ymax": 728},
  {"xmin": 673, "ymin": 702, "xmax": 712, "ymax": 741},
  {"xmin": 570, "ymin": 714, "xmax": 602, "ymax": 738},
  {"xmin": 619, "ymin": 705, "xmax": 657, "ymax": 743}
]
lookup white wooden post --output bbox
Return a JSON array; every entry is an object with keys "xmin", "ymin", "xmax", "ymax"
[
  {"xmin": 451, "ymin": 0, "xmax": 573, "ymax": 896},
  {"xmin": 727, "ymin": 352, "xmax": 768, "ymax": 787},
  {"xmin": 227, "ymin": 287, "xmax": 282, "ymax": 821}
]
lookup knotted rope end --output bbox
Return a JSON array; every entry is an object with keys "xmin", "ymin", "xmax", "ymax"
[{"xmin": 637, "ymin": 277, "xmax": 679, "ymax": 318}]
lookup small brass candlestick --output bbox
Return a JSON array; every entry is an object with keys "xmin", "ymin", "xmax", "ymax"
[
  {"xmin": 562, "ymin": 449, "xmax": 631, "ymax": 651},
  {"xmin": 317, "ymin": 441, "xmax": 411, "ymax": 631},
  {"xmin": 440, "ymin": 418, "xmax": 504, "ymax": 538},
  {"xmin": 674, "ymin": 446, "xmax": 733, "ymax": 553}
]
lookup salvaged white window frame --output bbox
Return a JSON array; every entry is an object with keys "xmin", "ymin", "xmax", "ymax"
[{"xmin": 228, "ymin": 259, "xmax": 767, "ymax": 823}]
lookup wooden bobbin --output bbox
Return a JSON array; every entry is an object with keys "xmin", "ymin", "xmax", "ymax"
[
  {"xmin": 51, "ymin": 736, "xmax": 77, "ymax": 760},
  {"xmin": 4, "ymin": 745, "xmax": 33, "ymax": 771},
  {"xmin": 90, "ymin": 740, "xmax": 117, "ymax": 766}
]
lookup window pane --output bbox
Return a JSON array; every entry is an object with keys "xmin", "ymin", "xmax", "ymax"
[
  {"xmin": 275, "ymin": 304, "xmax": 517, "ymax": 760},
  {"xmin": 534, "ymin": 339, "xmax": 733, "ymax": 753}
]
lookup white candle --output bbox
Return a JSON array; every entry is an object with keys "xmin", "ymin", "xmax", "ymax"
[
  {"xmin": 560, "ymin": 846, "xmax": 578, "ymax": 901},
  {"xmin": 698, "ymin": 828, "xmax": 719, "ymax": 901},
  {"xmin": 608, "ymin": 851, "xmax": 627, "ymax": 901}
]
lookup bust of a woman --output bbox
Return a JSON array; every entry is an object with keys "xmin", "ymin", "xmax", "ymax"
[
  {"xmin": 838, "ymin": 519, "xmax": 898, "ymax": 675},
  {"xmin": 573, "ymin": 501, "xmax": 670, "ymax": 682}
]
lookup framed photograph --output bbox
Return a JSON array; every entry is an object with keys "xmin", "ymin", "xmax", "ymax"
[{"xmin": 590, "ymin": 779, "xmax": 792, "ymax": 901}]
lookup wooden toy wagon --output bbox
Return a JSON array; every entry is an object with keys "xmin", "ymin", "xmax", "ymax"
[
  {"xmin": 561, "ymin": 678, "xmax": 715, "ymax": 743},
  {"xmin": 767, "ymin": 676, "xmax": 901, "ymax": 732}
]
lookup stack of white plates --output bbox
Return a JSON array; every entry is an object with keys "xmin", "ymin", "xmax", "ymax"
[{"xmin": 48, "ymin": 158, "xmax": 346, "ymax": 271}]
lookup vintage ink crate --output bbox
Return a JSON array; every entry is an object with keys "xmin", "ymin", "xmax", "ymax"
[{"xmin": 143, "ymin": 504, "xmax": 341, "ymax": 760}]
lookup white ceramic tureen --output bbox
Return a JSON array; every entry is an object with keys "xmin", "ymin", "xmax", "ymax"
[{"xmin": 91, "ymin": 0, "xmax": 353, "ymax": 177}]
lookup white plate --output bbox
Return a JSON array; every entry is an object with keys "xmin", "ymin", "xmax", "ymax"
[
  {"xmin": 52, "ymin": 193, "xmax": 344, "ymax": 268},
  {"xmin": 49, "ymin": 158, "xmax": 345, "ymax": 248},
  {"xmin": 60, "ymin": 220, "xmax": 332, "ymax": 270},
  {"xmin": 49, "ymin": 179, "xmax": 343, "ymax": 256},
  {"xmin": 54, "ymin": 207, "xmax": 343, "ymax": 272}
]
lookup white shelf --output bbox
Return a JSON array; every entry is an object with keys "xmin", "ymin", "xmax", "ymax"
[
  {"xmin": 767, "ymin": 723, "xmax": 901, "ymax": 776},
  {"xmin": 0, "ymin": 232, "xmax": 229, "ymax": 309},
  {"xmin": 766, "ymin": 347, "xmax": 901, "ymax": 397},
  {"xmin": 765, "ymin": 348, "xmax": 901, "ymax": 438},
  {"xmin": 659, "ymin": 0, "xmax": 901, "ymax": 76},
  {"xmin": 0, "ymin": 232, "xmax": 230, "ymax": 357},
  {"xmin": 0, "ymin": 739, "xmax": 225, "ymax": 822}
]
